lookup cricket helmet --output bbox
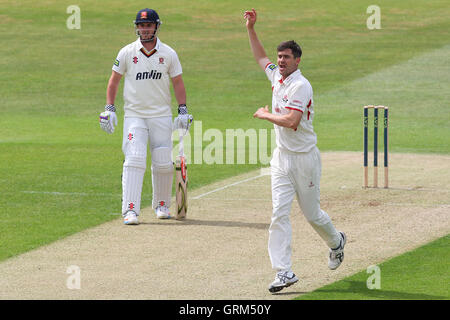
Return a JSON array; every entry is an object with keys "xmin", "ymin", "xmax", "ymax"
[{"xmin": 134, "ymin": 8, "xmax": 162, "ymax": 42}]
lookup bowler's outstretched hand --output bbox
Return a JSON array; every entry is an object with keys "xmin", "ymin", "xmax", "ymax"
[{"xmin": 244, "ymin": 8, "xmax": 257, "ymax": 28}]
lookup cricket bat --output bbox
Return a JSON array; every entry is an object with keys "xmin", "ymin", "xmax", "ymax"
[{"xmin": 175, "ymin": 130, "xmax": 188, "ymax": 220}]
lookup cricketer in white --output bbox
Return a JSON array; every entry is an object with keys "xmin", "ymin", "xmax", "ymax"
[
  {"xmin": 244, "ymin": 8, "xmax": 347, "ymax": 293},
  {"xmin": 99, "ymin": 8, "xmax": 193, "ymax": 225}
]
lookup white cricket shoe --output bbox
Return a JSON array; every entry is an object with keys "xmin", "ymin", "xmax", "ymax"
[
  {"xmin": 123, "ymin": 211, "xmax": 139, "ymax": 225},
  {"xmin": 268, "ymin": 271, "xmax": 299, "ymax": 293},
  {"xmin": 328, "ymin": 232, "xmax": 347, "ymax": 270},
  {"xmin": 155, "ymin": 205, "xmax": 171, "ymax": 219}
]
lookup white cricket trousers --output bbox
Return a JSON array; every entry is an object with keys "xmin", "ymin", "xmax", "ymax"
[
  {"xmin": 121, "ymin": 117, "xmax": 173, "ymax": 216},
  {"xmin": 269, "ymin": 146, "xmax": 341, "ymax": 272}
]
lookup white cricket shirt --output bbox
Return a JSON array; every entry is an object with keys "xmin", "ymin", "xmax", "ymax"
[
  {"xmin": 265, "ymin": 62, "xmax": 317, "ymax": 153},
  {"xmin": 112, "ymin": 38, "xmax": 183, "ymax": 118}
]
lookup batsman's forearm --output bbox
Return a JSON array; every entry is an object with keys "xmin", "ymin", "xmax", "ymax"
[
  {"xmin": 106, "ymin": 80, "xmax": 119, "ymax": 105},
  {"xmin": 172, "ymin": 76, "xmax": 187, "ymax": 106},
  {"xmin": 247, "ymin": 27, "xmax": 269, "ymax": 69}
]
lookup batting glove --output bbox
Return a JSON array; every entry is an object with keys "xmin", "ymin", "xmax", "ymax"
[
  {"xmin": 99, "ymin": 104, "xmax": 118, "ymax": 134},
  {"xmin": 173, "ymin": 104, "xmax": 193, "ymax": 132}
]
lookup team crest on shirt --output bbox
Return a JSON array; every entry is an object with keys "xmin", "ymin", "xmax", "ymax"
[
  {"xmin": 282, "ymin": 95, "xmax": 288, "ymax": 103},
  {"xmin": 159, "ymin": 57, "xmax": 165, "ymax": 64}
]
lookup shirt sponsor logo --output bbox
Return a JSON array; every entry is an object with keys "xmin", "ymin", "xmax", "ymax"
[
  {"xmin": 136, "ymin": 70, "xmax": 162, "ymax": 80},
  {"xmin": 159, "ymin": 57, "xmax": 165, "ymax": 64},
  {"xmin": 114, "ymin": 59, "xmax": 120, "ymax": 67},
  {"xmin": 133, "ymin": 56, "xmax": 138, "ymax": 64},
  {"xmin": 268, "ymin": 64, "xmax": 276, "ymax": 70}
]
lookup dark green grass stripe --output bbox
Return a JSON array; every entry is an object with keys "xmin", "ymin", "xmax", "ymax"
[{"xmin": 295, "ymin": 235, "xmax": 450, "ymax": 300}]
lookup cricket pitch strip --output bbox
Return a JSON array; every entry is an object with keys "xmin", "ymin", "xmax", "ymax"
[{"xmin": 0, "ymin": 152, "xmax": 449, "ymax": 299}]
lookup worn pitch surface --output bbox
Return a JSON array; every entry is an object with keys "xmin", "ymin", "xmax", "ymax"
[{"xmin": 0, "ymin": 152, "xmax": 449, "ymax": 299}]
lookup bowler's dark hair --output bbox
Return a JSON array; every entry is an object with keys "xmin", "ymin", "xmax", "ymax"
[{"xmin": 277, "ymin": 40, "xmax": 302, "ymax": 58}]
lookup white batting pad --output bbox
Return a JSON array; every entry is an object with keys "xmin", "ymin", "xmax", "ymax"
[
  {"xmin": 122, "ymin": 125, "xmax": 148, "ymax": 168},
  {"xmin": 122, "ymin": 166, "xmax": 146, "ymax": 216},
  {"xmin": 151, "ymin": 147, "xmax": 174, "ymax": 209},
  {"xmin": 121, "ymin": 123, "xmax": 149, "ymax": 216}
]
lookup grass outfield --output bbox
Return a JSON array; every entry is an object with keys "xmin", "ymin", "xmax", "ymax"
[
  {"xmin": 296, "ymin": 235, "xmax": 450, "ymax": 300},
  {"xmin": 0, "ymin": 0, "xmax": 449, "ymax": 299}
]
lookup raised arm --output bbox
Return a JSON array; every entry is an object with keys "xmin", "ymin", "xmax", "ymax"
[{"xmin": 244, "ymin": 8, "xmax": 271, "ymax": 71}]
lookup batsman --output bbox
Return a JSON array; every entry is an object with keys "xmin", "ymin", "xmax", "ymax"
[{"xmin": 99, "ymin": 8, "xmax": 193, "ymax": 225}]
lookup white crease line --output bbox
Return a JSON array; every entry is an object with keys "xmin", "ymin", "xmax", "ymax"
[
  {"xmin": 338, "ymin": 186, "xmax": 450, "ymax": 192},
  {"xmin": 191, "ymin": 198, "xmax": 450, "ymax": 207},
  {"xmin": 19, "ymin": 191, "xmax": 153, "ymax": 199},
  {"xmin": 21, "ymin": 191, "xmax": 155, "ymax": 202},
  {"xmin": 192, "ymin": 168, "xmax": 271, "ymax": 200},
  {"xmin": 21, "ymin": 168, "xmax": 272, "ymax": 200},
  {"xmin": 322, "ymin": 202, "xmax": 450, "ymax": 208},
  {"xmin": 21, "ymin": 191, "xmax": 119, "ymax": 197}
]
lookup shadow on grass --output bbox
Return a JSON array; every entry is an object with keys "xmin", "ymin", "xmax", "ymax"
[{"xmin": 304, "ymin": 280, "xmax": 447, "ymax": 300}]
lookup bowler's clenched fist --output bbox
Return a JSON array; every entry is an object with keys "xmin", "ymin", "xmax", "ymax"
[
  {"xmin": 243, "ymin": 8, "xmax": 257, "ymax": 28},
  {"xmin": 253, "ymin": 105, "xmax": 270, "ymax": 120}
]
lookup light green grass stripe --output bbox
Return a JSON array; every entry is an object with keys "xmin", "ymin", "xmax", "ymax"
[{"xmin": 315, "ymin": 44, "xmax": 450, "ymax": 153}]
